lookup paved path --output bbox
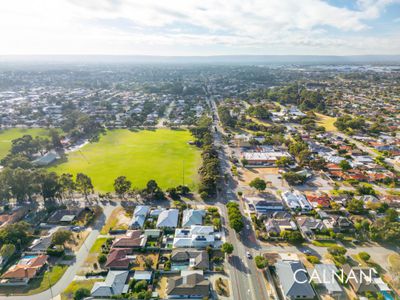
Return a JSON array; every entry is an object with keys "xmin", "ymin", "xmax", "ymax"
[{"xmin": 0, "ymin": 204, "xmax": 115, "ymax": 300}]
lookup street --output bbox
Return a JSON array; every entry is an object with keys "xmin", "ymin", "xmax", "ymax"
[{"xmin": 209, "ymin": 95, "xmax": 269, "ymax": 300}]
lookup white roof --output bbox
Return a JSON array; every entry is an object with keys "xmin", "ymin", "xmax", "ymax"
[
  {"xmin": 134, "ymin": 205, "xmax": 150, "ymax": 216},
  {"xmin": 91, "ymin": 271, "xmax": 129, "ymax": 297},
  {"xmin": 156, "ymin": 209, "xmax": 179, "ymax": 228},
  {"xmin": 182, "ymin": 210, "xmax": 206, "ymax": 227}
]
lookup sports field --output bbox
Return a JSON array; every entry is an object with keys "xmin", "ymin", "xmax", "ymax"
[
  {"xmin": 50, "ymin": 129, "xmax": 201, "ymax": 192},
  {"xmin": 315, "ymin": 113, "xmax": 338, "ymax": 132},
  {"xmin": 0, "ymin": 128, "xmax": 50, "ymax": 158}
]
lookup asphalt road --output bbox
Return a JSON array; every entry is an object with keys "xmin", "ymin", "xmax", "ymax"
[
  {"xmin": 209, "ymin": 96, "xmax": 269, "ymax": 300},
  {"xmin": 0, "ymin": 204, "xmax": 115, "ymax": 300}
]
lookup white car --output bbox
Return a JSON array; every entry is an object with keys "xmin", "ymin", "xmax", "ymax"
[{"xmin": 246, "ymin": 251, "xmax": 252, "ymax": 259}]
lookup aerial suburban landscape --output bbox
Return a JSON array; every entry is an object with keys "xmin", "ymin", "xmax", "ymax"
[{"xmin": 0, "ymin": 0, "xmax": 400, "ymax": 300}]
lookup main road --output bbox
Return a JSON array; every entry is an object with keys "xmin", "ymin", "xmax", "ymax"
[{"xmin": 208, "ymin": 95, "xmax": 269, "ymax": 300}]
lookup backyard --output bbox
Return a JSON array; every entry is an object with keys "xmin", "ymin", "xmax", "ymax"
[{"xmin": 49, "ymin": 129, "xmax": 201, "ymax": 192}]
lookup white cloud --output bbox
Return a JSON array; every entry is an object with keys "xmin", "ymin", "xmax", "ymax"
[{"xmin": 0, "ymin": 0, "xmax": 398, "ymax": 55}]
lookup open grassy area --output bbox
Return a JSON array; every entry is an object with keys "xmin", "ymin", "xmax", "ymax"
[
  {"xmin": 0, "ymin": 128, "xmax": 50, "ymax": 159},
  {"xmin": 315, "ymin": 113, "xmax": 338, "ymax": 132},
  {"xmin": 61, "ymin": 279, "xmax": 102, "ymax": 300},
  {"xmin": 50, "ymin": 129, "xmax": 201, "ymax": 192}
]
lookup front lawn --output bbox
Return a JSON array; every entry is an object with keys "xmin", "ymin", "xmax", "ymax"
[
  {"xmin": 61, "ymin": 279, "xmax": 102, "ymax": 300},
  {"xmin": 49, "ymin": 129, "xmax": 201, "ymax": 192}
]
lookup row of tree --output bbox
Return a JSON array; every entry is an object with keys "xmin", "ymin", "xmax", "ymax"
[
  {"xmin": 0, "ymin": 168, "xmax": 94, "ymax": 203},
  {"xmin": 226, "ymin": 202, "xmax": 244, "ymax": 233},
  {"xmin": 190, "ymin": 116, "xmax": 220, "ymax": 200}
]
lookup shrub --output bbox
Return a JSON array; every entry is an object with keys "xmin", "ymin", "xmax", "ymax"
[
  {"xmin": 358, "ymin": 252, "xmax": 371, "ymax": 262},
  {"xmin": 254, "ymin": 255, "xmax": 268, "ymax": 269},
  {"xmin": 98, "ymin": 254, "xmax": 107, "ymax": 264},
  {"xmin": 74, "ymin": 288, "xmax": 90, "ymax": 300}
]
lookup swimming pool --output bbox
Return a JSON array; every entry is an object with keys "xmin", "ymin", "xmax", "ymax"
[
  {"xmin": 171, "ymin": 264, "xmax": 188, "ymax": 271},
  {"xmin": 23, "ymin": 255, "xmax": 38, "ymax": 259},
  {"xmin": 381, "ymin": 291, "xmax": 394, "ymax": 300}
]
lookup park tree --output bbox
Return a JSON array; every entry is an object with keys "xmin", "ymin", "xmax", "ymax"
[
  {"xmin": 145, "ymin": 180, "xmax": 164, "ymax": 200},
  {"xmin": 52, "ymin": 229, "xmax": 73, "ymax": 246},
  {"xmin": 221, "ymin": 242, "xmax": 234, "ymax": 256},
  {"xmin": 59, "ymin": 173, "xmax": 75, "ymax": 199},
  {"xmin": 249, "ymin": 177, "xmax": 266, "ymax": 191},
  {"xmin": 114, "ymin": 176, "xmax": 132, "ymax": 198},
  {"xmin": 35, "ymin": 170, "xmax": 61, "ymax": 200},
  {"xmin": 75, "ymin": 173, "xmax": 94, "ymax": 200}
]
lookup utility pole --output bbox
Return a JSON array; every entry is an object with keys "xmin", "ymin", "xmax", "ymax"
[
  {"xmin": 48, "ymin": 270, "xmax": 54, "ymax": 300},
  {"xmin": 182, "ymin": 160, "xmax": 185, "ymax": 186}
]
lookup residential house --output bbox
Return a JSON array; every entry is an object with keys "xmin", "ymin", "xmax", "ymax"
[
  {"xmin": 133, "ymin": 271, "xmax": 153, "ymax": 282},
  {"xmin": 166, "ymin": 271, "xmax": 210, "ymax": 299},
  {"xmin": 173, "ymin": 226, "xmax": 215, "ymax": 249},
  {"xmin": 323, "ymin": 215, "xmax": 353, "ymax": 233},
  {"xmin": 1, "ymin": 255, "xmax": 48, "ymax": 285},
  {"xmin": 91, "ymin": 270, "xmax": 129, "ymax": 297},
  {"xmin": 112, "ymin": 230, "xmax": 147, "ymax": 249},
  {"xmin": 274, "ymin": 260, "xmax": 315, "ymax": 300},
  {"xmin": 296, "ymin": 217, "xmax": 326, "ymax": 237},
  {"xmin": 156, "ymin": 209, "xmax": 179, "ymax": 228},
  {"xmin": 171, "ymin": 249, "xmax": 210, "ymax": 270},
  {"xmin": 47, "ymin": 208, "xmax": 84, "ymax": 224},
  {"xmin": 313, "ymin": 264, "xmax": 343, "ymax": 297},
  {"xmin": 265, "ymin": 218, "xmax": 297, "ymax": 236},
  {"xmin": 130, "ymin": 205, "xmax": 150, "ymax": 229},
  {"xmin": 281, "ymin": 191, "xmax": 312, "ymax": 211},
  {"xmin": 105, "ymin": 248, "xmax": 133, "ymax": 270},
  {"xmin": 182, "ymin": 209, "xmax": 205, "ymax": 228},
  {"xmin": 343, "ymin": 264, "xmax": 378, "ymax": 294},
  {"xmin": 306, "ymin": 193, "xmax": 331, "ymax": 208}
]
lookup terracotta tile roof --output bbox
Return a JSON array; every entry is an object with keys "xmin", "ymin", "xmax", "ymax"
[
  {"xmin": 2, "ymin": 255, "xmax": 48, "ymax": 279},
  {"xmin": 105, "ymin": 248, "xmax": 131, "ymax": 269}
]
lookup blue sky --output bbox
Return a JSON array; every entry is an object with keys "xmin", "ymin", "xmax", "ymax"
[{"xmin": 0, "ymin": 0, "xmax": 399, "ymax": 55}]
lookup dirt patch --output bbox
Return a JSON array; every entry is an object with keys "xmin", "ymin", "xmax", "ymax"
[
  {"xmin": 131, "ymin": 253, "xmax": 159, "ymax": 270},
  {"xmin": 101, "ymin": 207, "xmax": 130, "ymax": 234},
  {"xmin": 156, "ymin": 276, "xmax": 169, "ymax": 299},
  {"xmin": 240, "ymin": 167, "xmax": 279, "ymax": 184},
  {"xmin": 65, "ymin": 230, "xmax": 90, "ymax": 252}
]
